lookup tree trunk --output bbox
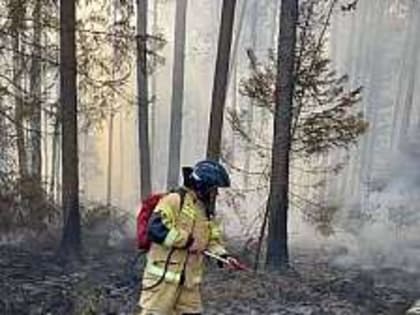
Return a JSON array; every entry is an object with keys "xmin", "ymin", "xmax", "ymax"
[
  {"xmin": 106, "ymin": 0, "xmax": 120, "ymax": 206},
  {"xmin": 359, "ymin": 0, "xmax": 382, "ymax": 212},
  {"xmin": 0, "ymin": 96, "xmax": 4, "ymax": 170},
  {"xmin": 29, "ymin": 0, "xmax": 43, "ymax": 203},
  {"xmin": 150, "ymin": 0, "xmax": 158, "ymax": 186},
  {"xmin": 397, "ymin": 0, "xmax": 420, "ymax": 145},
  {"xmin": 137, "ymin": 0, "xmax": 152, "ymax": 200},
  {"xmin": 265, "ymin": 0, "xmax": 298, "ymax": 270},
  {"xmin": 59, "ymin": 0, "xmax": 81, "ymax": 259},
  {"xmin": 50, "ymin": 116, "xmax": 60, "ymax": 201},
  {"xmin": 227, "ymin": 0, "xmax": 248, "ymax": 87},
  {"xmin": 106, "ymin": 110, "xmax": 114, "ymax": 206},
  {"xmin": 244, "ymin": 0, "xmax": 258, "ymax": 189},
  {"xmin": 167, "ymin": 0, "xmax": 188, "ymax": 189},
  {"xmin": 10, "ymin": 0, "xmax": 28, "ymax": 198},
  {"xmin": 338, "ymin": 0, "xmax": 366, "ymax": 201},
  {"xmin": 229, "ymin": 62, "xmax": 238, "ymax": 165},
  {"xmin": 390, "ymin": 0, "xmax": 417, "ymax": 150},
  {"xmin": 226, "ymin": 0, "xmax": 247, "ymax": 169},
  {"xmin": 206, "ymin": 0, "xmax": 237, "ymax": 160},
  {"xmin": 390, "ymin": 17, "xmax": 411, "ymax": 149}
]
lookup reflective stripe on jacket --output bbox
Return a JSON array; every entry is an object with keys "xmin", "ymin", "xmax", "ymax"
[{"xmin": 143, "ymin": 188, "xmax": 227, "ymax": 287}]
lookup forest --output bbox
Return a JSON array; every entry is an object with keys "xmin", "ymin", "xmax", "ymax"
[{"xmin": 0, "ymin": 0, "xmax": 419, "ymax": 314}]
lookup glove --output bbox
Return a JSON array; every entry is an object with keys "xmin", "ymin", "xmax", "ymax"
[
  {"xmin": 225, "ymin": 256, "xmax": 246, "ymax": 271},
  {"xmin": 219, "ymin": 255, "xmax": 249, "ymax": 271}
]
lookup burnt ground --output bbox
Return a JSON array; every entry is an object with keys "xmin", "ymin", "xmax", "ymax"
[{"xmin": 0, "ymin": 238, "xmax": 418, "ymax": 315}]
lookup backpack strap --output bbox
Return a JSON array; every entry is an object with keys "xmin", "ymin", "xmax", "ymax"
[
  {"xmin": 168, "ymin": 186, "xmax": 188, "ymax": 213},
  {"xmin": 178, "ymin": 187, "xmax": 187, "ymax": 211}
]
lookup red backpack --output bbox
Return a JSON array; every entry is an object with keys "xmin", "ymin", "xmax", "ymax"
[{"xmin": 136, "ymin": 188, "xmax": 187, "ymax": 251}]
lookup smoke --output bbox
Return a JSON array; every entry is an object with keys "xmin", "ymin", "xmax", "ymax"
[
  {"xmin": 327, "ymin": 143, "xmax": 420, "ymax": 272},
  {"xmin": 216, "ymin": 141, "xmax": 420, "ymax": 274}
]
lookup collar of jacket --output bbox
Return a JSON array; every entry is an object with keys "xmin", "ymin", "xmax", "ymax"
[{"xmin": 184, "ymin": 187, "xmax": 199, "ymax": 205}]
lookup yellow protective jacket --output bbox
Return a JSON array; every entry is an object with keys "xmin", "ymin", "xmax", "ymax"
[{"xmin": 143, "ymin": 188, "xmax": 227, "ymax": 288}]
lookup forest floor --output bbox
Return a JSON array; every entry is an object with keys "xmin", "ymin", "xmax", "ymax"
[{"xmin": 0, "ymin": 234, "xmax": 419, "ymax": 315}]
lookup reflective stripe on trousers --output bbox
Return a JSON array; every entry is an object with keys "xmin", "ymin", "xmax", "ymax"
[
  {"xmin": 145, "ymin": 263, "xmax": 182, "ymax": 283},
  {"xmin": 145, "ymin": 263, "xmax": 202, "ymax": 286}
]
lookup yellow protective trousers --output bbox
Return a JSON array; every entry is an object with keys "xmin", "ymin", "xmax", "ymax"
[{"xmin": 138, "ymin": 275, "xmax": 202, "ymax": 315}]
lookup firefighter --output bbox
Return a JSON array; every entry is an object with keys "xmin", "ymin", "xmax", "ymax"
[{"xmin": 138, "ymin": 160, "xmax": 241, "ymax": 315}]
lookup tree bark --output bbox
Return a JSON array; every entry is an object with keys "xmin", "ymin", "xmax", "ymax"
[
  {"xmin": 227, "ymin": 0, "xmax": 248, "ymax": 87},
  {"xmin": 206, "ymin": 0, "xmax": 237, "ymax": 161},
  {"xmin": 0, "ymin": 96, "xmax": 4, "ymax": 170},
  {"xmin": 59, "ymin": 0, "xmax": 81, "ymax": 259},
  {"xmin": 106, "ymin": 0, "xmax": 120, "ymax": 206},
  {"xmin": 29, "ymin": 0, "xmax": 43, "ymax": 201},
  {"xmin": 397, "ymin": 0, "xmax": 420, "ymax": 145},
  {"xmin": 244, "ymin": 0, "xmax": 258, "ymax": 189},
  {"xmin": 265, "ymin": 0, "xmax": 298, "ymax": 270},
  {"xmin": 50, "ymin": 116, "xmax": 60, "ymax": 201},
  {"xmin": 106, "ymin": 109, "xmax": 114, "ymax": 206},
  {"xmin": 137, "ymin": 0, "xmax": 152, "ymax": 200},
  {"xmin": 167, "ymin": 0, "xmax": 188, "ymax": 189},
  {"xmin": 150, "ymin": 0, "xmax": 159, "ymax": 185},
  {"xmin": 10, "ymin": 0, "xmax": 28, "ymax": 197}
]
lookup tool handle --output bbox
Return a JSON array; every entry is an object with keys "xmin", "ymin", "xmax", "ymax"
[
  {"xmin": 203, "ymin": 250, "xmax": 230, "ymax": 264},
  {"xmin": 203, "ymin": 251, "xmax": 250, "ymax": 271}
]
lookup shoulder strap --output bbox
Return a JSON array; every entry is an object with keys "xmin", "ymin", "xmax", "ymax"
[
  {"xmin": 177, "ymin": 187, "xmax": 187, "ymax": 211},
  {"xmin": 168, "ymin": 187, "xmax": 188, "ymax": 212}
]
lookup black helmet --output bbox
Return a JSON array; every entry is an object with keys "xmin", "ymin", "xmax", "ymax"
[{"xmin": 184, "ymin": 160, "xmax": 230, "ymax": 195}]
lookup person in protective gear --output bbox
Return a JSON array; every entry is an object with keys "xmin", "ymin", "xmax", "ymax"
[{"xmin": 137, "ymin": 159, "xmax": 241, "ymax": 315}]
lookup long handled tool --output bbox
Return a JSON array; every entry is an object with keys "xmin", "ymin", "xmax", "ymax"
[{"xmin": 203, "ymin": 250, "xmax": 251, "ymax": 271}]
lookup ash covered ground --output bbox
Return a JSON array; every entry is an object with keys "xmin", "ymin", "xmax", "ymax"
[{"xmin": 0, "ymin": 235, "xmax": 418, "ymax": 315}]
